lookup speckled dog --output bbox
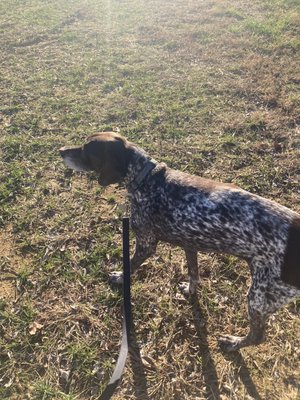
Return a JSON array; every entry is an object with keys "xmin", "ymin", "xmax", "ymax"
[{"xmin": 60, "ymin": 132, "xmax": 300, "ymax": 351}]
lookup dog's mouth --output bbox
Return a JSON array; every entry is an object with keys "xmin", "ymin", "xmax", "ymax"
[
  {"xmin": 97, "ymin": 174, "xmax": 110, "ymax": 187},
  {"xmin": 60, "ymin": 147, "xmax": 92, "ymax": 172}
]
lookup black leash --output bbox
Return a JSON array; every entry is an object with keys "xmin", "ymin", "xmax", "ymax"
[{"xmin": 99, "ymin": 217, "xmax": 131, "ymax": 400}]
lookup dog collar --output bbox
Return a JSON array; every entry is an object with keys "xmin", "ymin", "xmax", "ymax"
[{"xmin": 130, "ymin": 158, "xmax": 157, "ymax": 191}]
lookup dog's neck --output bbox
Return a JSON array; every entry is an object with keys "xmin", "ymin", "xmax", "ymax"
[{"xmin": 125, "ymin": 146, "xmax": 157, "ymax": 193}]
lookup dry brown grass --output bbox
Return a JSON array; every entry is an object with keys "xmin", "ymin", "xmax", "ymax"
[{"xmin": 0, "ymin": 0, "xmax": 299, "ymax": 399}]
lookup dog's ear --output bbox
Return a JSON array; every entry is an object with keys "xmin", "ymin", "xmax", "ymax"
[
  {"xmin": 101, "ymin": 136, "xmax": 132, "ymax": 184},
  {"xmin": 105, "ymin": 135, "xmax": 130, "ymax": 173},
  {"xmin": 83, "ymin": 134, "xmax": 132, "ymax": 185}
]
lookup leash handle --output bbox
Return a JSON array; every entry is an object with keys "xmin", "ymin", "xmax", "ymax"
[{"xmin": 99, "ymin": 217, "xmax": 131, "ymax": 400}]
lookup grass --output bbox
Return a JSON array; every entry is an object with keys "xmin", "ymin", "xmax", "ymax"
[{"xmin": 0, "ymin": 0, "xmax": 300, "ymax": 399}]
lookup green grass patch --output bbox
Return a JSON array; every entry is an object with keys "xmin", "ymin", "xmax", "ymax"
[{"xmin": 0, "ymin": 0, "xmax": 299, "ymax": 398}]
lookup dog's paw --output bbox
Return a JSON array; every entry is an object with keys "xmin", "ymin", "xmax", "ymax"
[
  {"xmin": 179, "ymin": 281, "xmax": 198, "ymax": 297},
  {"xmin": 218, "ymin": 335, "xmax": 243, "ymax": 352},
  {"xmin": 178, "ymin": 282, "xmax": 191, "ymax": 298},
  {"xmin": 109, "ymin": 271, "xmax": 124, "ymax": 289}
]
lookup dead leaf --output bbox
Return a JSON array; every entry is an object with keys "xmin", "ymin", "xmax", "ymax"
[{"xmin": 29, "ymin": 321, "xmax": 43, "ymax": 335}]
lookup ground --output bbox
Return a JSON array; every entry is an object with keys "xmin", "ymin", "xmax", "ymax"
[{"xmin": 0, "ymin": 0, "xmax": 299, "ymax": 399}]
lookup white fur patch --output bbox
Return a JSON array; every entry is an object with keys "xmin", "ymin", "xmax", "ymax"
[{"xmin": 62, "ymin": 156, "xmax": 89, "ymax": 172}]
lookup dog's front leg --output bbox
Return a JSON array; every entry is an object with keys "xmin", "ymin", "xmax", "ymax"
[
  {"xmin": 179, "ymin": 248, "xmax": 199, "ymax": 297},
  {"xmin": 109, "ymin": 233, "xmax": 158, "ymax": 286},
  {"xmin": 131, "ymin": 233, "xmax": 158, "ymax": 274}
]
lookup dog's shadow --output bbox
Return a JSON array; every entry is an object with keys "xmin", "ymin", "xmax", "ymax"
[
  {"xmin": 190, "ymin": 296, "xmax": 262, "ymax": 400},
  {"xmin": 129, "ymin": 326, "xmax": 150, "ymax": 400},
  {"xmin": 128, "ymin": 296, "xmax": 262, "ymax": 400},
  {"xmin": 222, "ymin": 350, "xmax": 263, "ymax": 400},
  {"xmin": 190, "ymin": 295, "xmax": 221, "ymax": 399}
]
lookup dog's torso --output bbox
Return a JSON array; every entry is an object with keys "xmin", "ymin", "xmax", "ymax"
[{"xmin": 130, "ymin": 163, "xmax": 300, "ymax": 282}]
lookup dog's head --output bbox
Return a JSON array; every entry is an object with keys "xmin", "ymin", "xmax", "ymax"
[{"xmin": 60, "ymin": 132, "xmax": 133, "ymax": 186}]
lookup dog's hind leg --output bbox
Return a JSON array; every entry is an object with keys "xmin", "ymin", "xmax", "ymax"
[
  {"xmin": 219, "ymin": 268, "xmax": 299, "ymax": 352},
  {"xmin": 218, "ymin": 286, "xmax": 267, "ymax": 352}
]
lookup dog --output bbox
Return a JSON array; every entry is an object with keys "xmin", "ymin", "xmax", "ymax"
[{"xmin": 60, "ymin": 132, "xmax": 300, "ymax": 351}]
